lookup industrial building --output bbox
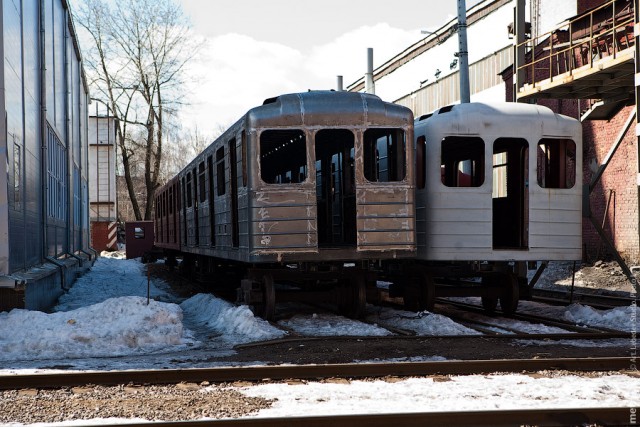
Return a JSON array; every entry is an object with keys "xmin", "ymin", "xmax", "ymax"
[
  {"xmin": 351, "ymin": 0, "xmax": 640, "ymax": 264},
  {"xmin": 88, "ymin": 108, "xmax": 118, "ymax": 252},
  {"xmin": 0, "ymin": 0, "xmax": 93, "ymax": 311}
]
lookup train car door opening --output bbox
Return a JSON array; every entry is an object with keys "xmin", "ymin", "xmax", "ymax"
[
  {"xmin": 492, "ymin": 138, "xmax": 529, "ymax": 249},
  {"xmin": 315, "ymin": 129, "xmax": 356, "ymax": 247}
]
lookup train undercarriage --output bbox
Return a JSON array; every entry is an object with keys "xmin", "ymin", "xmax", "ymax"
[{"xmin": 154, "ymin": 251, "xmax": 532, "ymax": 321}]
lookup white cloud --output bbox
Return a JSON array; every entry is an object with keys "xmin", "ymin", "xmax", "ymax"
[{"xmin": 180, "ymin": 24, "xmax": 420, "ymax": 136}]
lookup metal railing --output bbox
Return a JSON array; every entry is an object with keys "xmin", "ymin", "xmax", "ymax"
[{"xmin": 516, "ymin": 0, "xmax": 634, "ymax": 92}]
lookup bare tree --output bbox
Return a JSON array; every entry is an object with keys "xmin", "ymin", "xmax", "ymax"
[
  {"xmin": 161, "ymin": 124, "xmax": 228, "ymax": 182},
  {"xmin": 76, "ymin": 0, "xmax": 199, "ymax": 220}
]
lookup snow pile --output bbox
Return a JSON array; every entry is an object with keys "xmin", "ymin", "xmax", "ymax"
[
  {"xmin": 55, "ymin": 256, "xmax": 171, "ymax": 311},
  {"xmin": 367, "ymin": 307, "xmax": 481, "ymax": 336},
  {"xmin": 234, "ymin": 373, "xmax": 640, "ymax": 417},
  {"xmin": 563, "ymin": 304, "xmax": 639, "ymax": 332},
  {"xmin": 279, "ymin": 313, "xmax": 392, "ymax": 336},
  {"xmin": 0, "ymin": 297, "xmax": 195, "ymax": 361},
  {"xmin": 180, "ymin": 293, "xmax": 286, "ymax": 343},
  {"xmin": 100, "ymin": 250, "xmax": 126, "ymax": 259}
]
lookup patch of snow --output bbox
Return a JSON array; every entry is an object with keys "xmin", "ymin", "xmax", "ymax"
[
  {"xmin": 233, "ymin": 373, "xmax": 640, "ymax": 417},
  {"xmin": 55, "ymin": 257, "xmax": 172, "ymax": 311},
  {"xmin": 279, "ymin": 313, "xmax": 391, "ymax": 337},
  {"xmin": 366, "ymin": 306, "xmax": 481, "ymax": 336},
  {"xmin": 180, "ymin": 293, "xmax": 286, "ymax": 344},
  {"xmin": 563, "ymin": 304, "xmax": 639, "ymax": 332},
  {"xmin": 0, "ymin": 296, "xmax": 196, "ymax": 362}
]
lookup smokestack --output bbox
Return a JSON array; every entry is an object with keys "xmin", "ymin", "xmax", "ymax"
[
  {"xmin": 337, "ymin": 75, "xmax": 343, "ymax": 91},
  {"xmin": 457, "ymin": 0, "xmax": 470, "ymax": 103},
  {"xmin": 365, "ymin": 48, "xmax": 375, "ymax": 94}
]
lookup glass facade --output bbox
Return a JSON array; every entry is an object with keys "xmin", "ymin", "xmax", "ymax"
[{"xmin": 2, "ymin": 0, "xmax": 89, "ymax": 271}]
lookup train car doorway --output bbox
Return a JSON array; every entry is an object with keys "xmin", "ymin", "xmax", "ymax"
[
  {"xmin": 492, "ymin": 138, "xmax": 529, "ymax": 249},
  {"xmin": 315, "ymin": 129, "xmax": 356, "ymax": 247}
]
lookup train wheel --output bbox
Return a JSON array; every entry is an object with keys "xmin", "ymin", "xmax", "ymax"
[
  {"xmin": 351, "ymin": 274, "xmax": 367, "ymax": 319},
  {"xmin": 257, "ymin": 273, "xmax": 276, "ymax": 321},
  {"xmin": 337, "ymin": 279, "xmax": 351, "ymax": 316},
  {"xmin": 481, "ymin": 295, "xmax": 498, "ymax": 313},
  {"xmin": 499, "ymin": 274, "xmax": 519, "ymax": 315},
  {"xmin": 402, "ymin": 278, "xmax": 419, "ymax": 312},
  {"xmin": 420, "ymin": 273, "xmax": 436, "ymax": 312},
  {"xmin": 481, "ymin": 274, "xmax": 499, "ymax": 314},
  {"xmin": 338, "ymin": 275, "xmax": 366, "ymax": 318}
]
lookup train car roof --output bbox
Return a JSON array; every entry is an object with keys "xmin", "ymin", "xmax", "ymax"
[
  {"xmin": 415, "ymin": 102, "xmax": 581, "ymax": 138},
  {"xmin": 246, "ymin": 90, "xmax": 413, "ymax": 128}
]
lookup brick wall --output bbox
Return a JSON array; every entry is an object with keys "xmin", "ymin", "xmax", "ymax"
[
  {"xmin": 581, "ymin": 103, "xmax": 639, "ymax": 263},
  {"xmin": 578, "ymin": 0, "xmax": 607, "ymax": 14}
]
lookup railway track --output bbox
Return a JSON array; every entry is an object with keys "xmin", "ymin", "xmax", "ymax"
[
  {"xmin": 0, "ymin": 357, "xmax": 632, "ymax": 390},
  {"xmin": 71, "ymin": 407, "xmax": 633, "ymax": 427},
  {"xmin": 2, "ymin": 359, "xmax": 634, "ymax": 427},
  {"xmin": 532, "ymin": 288, "xmax": 637, "ymax": 309}
]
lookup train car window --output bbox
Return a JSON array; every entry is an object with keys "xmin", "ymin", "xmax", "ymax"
[
  {"xmin": 198, "ymin": 162, "xmax": 206, "ymax": 202},
  {"xmin": 492, "ymin": 152, "xmax": 508, "ymax": 198},
  {"xmin": 260, "ymin": 129, "xmax": 307, "ymax": 184},
  {"xmin": 163, "ymin": 192, "xmax": 167, "ymax": 217},
  {"xmin": 134, "ymin": 227, "xmax": 145, "ymax": 239},
  {"xmin": 176, "ymin": 181, "xmax": 181, "ymax": 212},
  {"xmin": 537, "ymin": 139, "xmax": 576, "ymax": 189},
  {"xmin": 169, "ymin": 186, "xmax": 173, "ymax": 213},
  {"xmin": 241, "ymin": 131, "xmax": 247, "ymax": 187},
  {"xmin": 192, "ymin": 167, "xmax": 199, "ymax": 207},
  {"xmin": 216, "ymin": 147, "xmax": 226, "ymax": 196},
  {"xmin": 363, "ymin": 128, "xmax": 406, "ymax": 182},
  {"xmin": 186, "ymin": 172, "xmax": 193, "ymax": 207},
  {"xmin": 441, "ymin": 136, "xmax": 484, "ymax": 187},
  {"xmin": 416, "ymin": 136, "xmax": 426, "ymax": 189}
]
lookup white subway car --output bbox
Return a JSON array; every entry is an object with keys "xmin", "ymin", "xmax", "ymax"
[{"xmin": 391, "ymin": 102, "xmax": 582, "ymax": 314}]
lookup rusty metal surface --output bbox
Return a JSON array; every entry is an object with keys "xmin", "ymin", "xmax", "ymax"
[
  {"xmin": 125, "ymin": 221, "xmax": 155, "ymax": 259},
  {"xmin": 155, "ymin": 91, "xmax": 416, "ymax": 267}
]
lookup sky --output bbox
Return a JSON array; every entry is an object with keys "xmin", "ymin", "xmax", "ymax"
[
  {"xmin": 175, "ymin": 0, "xmax": 483, "ymax": 136},
  {"xmin": 0, "ymin": 252, "xmax": 638, "ymax": 424}
]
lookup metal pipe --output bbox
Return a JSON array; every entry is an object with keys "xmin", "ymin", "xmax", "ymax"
[
  {"xmin": 40, "ymin": 0, "xmax": 49, "ymax": 262},
  {"xmin": 66, "ymin": 252, "xmax": 83, "ymax": 267},
  {"xmin": 365, "ymin": 48, "xmax": 375, "ymax": 94},
  {"xmin": 457, "ymin": 0, "xmax": 470, "ymax": 103},
  {"xmin": 79, "ymin": 248, "xmax": 96, "ymax": 262},
  {"xmin": 336, "ymin": 75, "xmax": 343, "ymax": 92},
  {"xmin": 45, "ymin": 256, "xmax": 69, "ymax": 291}
]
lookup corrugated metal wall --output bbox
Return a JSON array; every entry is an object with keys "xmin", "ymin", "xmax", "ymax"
[
  {"xmin": 2, "ymin": 0, "xmax": 90, "ymax": 273},
  {"xmin": 396, "ymin": 46, "xmax": 513, "ymax": 116}
]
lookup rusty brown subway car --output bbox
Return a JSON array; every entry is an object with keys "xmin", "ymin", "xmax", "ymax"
[{"xmin": 154, "ymin": 91, "xmax": 416, "ymax": 319}]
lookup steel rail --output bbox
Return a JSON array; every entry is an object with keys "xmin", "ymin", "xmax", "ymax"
[
  {"xmin": 438, "ymin": 298, "xmax": 624, "ymax": 334},
  {"xmin": 0, "ymin": 357, "xmax": 632, "ymax": 391},
  {"xmin": 532, "ymin": 288, "xmax": 636, "ymax": 308},
  {"xmin": 234, "ymin": 331, "xmax": 630, "ymax": 349},
  {"xmin": 58, "ymin": 407, "xmax": 634, "ymax": 427}
]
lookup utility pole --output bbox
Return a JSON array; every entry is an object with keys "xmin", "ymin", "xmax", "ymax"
[{"xmin": 457, "ymin": 0, "xmax": 470, "ymax": 103}]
